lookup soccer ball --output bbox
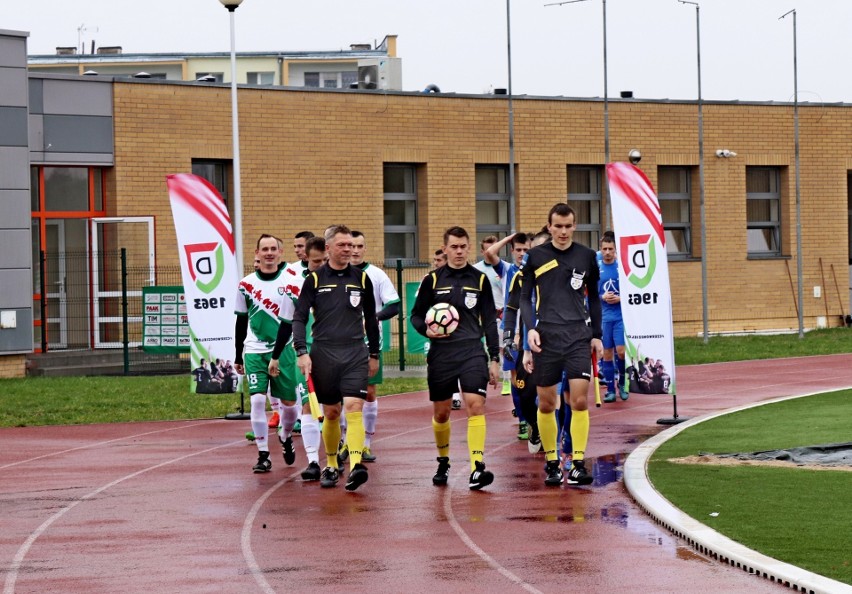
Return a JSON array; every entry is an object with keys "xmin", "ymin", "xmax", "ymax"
[{"xmin": 425, "ymin": 303, "xmax": 460, "ymax": 336}]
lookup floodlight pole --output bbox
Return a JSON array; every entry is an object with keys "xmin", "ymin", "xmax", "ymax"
[
  {"xmin": 506, "ymin": 0, "xmax": 517, "ymax": 234},
  {"xmin": 545, "ymin": 0, "xmax": 610, "ymax": 230},
  {"xmin": 780, "ymin": 9, "xmax": 804, "ymax": 339},
  {"xmin": 220, "ymin": 0, "xmax": 250, "ymax": 421},
  {"xmin": 679, "ymin": 0, "xmax": 709, "ymax": 344}
]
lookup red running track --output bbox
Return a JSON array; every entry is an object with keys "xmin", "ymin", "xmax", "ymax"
[{"xmin": 2, "ymin": 354, "xmax": 851, "ymax": 593}]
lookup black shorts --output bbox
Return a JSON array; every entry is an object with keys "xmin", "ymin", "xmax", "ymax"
[
  {"xmin": 533, "ymin": 321, "xmax": 593, "ymax": 387},
  {"xmin": 310, "ymin": 342, "xmax": 369, "ymax": 405},
  {"xmin": 426, "ymin": 342, "xmax": 489, "ymax": 402}
]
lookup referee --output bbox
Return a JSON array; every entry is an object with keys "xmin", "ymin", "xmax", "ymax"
[
  {"xmin": 410, "ymin": 226, "xmax": 501, "ymax": 490},
  {"xmin": 520, "ymin": 203, "xmax": 603, "ymax": 487},
  {"xmin": 292, "ymin": 225, "xmax": 380, "ymax": 492}
]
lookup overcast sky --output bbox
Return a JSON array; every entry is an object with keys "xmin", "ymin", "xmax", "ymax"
[{"xmin": 7, "ymin": 0, "xmax": 852, "ymax": 103}]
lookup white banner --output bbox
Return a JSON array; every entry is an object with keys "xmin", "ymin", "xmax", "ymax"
[
  {"xmin": 606, "ymin": 162, "xmax": 676, "ymax": 395},
  {"xmin": 166, "ymin": 173, "xmax": 240, "ymax": 395}
]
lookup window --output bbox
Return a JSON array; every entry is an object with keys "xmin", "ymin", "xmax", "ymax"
[
  {"xmin": 567, "ymin": 166, "xmax": 602, "ymax": 248},
  {"xmin": 658, "ymin": 166, "xmax": 692, "ymax": 258},
  {"xmin": 192, "ymin": 160, "xmax": 230, "ymax": 209},
  {"xmin": 194, "ymin": 73, "xmax": 224, "ymax": 83},
  {"xmin": 247, "ymin": 71, "xmax": 274, "ymax": 85},
  {"xmin": 475, "ymin": 165, "xmax": 510, "ymax": 246},
  {"xmin": 383, "ymin": 164, "xmax": 418, "ymax": 262},
  {"xmin": 44, "ymin": 167, "xmax": 88, "ymax": 211},
  {"xmin": 746, "ymin": 167, "xmax": 781, "ymax": 256},
  {"xmin": 304, "ymin": 71, "xmax": 358, "ymax": 89}
]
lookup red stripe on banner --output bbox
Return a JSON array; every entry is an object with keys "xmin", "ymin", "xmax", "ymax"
[
  {"xmin": 166, "ymin": 174, "xmax": 235, "ymax": 254},
  {"xmin": 606, "ymin": 163, "xmax": 665, "ymax": 246}
]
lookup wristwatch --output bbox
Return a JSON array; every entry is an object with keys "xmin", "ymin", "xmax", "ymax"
[
  {"xmin": 296, "ymin": 348, "xmax": 308, "ymax": 357},
  {"xmin": 369, "ymin": 353, "xmax": 380, "ymax": 360},
  {"xmin": 490, "ymin": 355, "xmax": 500, "ymax": 363}
]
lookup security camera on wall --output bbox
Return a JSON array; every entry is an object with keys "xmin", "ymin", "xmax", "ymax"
[{"xmin": 628, "ymin": 149, "xmax": 642, "ymax": 165}]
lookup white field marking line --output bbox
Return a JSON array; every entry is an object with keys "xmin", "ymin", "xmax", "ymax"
[
  {"xmin": 0, "ymin": 419, "xmax": 226, "ymax": 471},
  {"xmin": 3, "ymin": 438, "xmax": 242, "ymax": 594},
  {"xmin": 241, "ymin": 472, "xmax": 301, "ymax": 594},
  {"xmin": 442, "ymin": 439, "xmax": 545, "ymax": 594}
]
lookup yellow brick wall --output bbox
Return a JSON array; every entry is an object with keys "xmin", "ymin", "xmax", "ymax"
[
  {"xmin": 111, "ymin": 83, "xmax": 851, "ymax": 336},
  {"xmin": 0, "ymin": 355, "xmax": 26, "ymax": 378}
]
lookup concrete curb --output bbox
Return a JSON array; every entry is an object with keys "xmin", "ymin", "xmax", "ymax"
[{"xmin": 624, "ymin": 390, "xmax": 852, "ymax": 594}]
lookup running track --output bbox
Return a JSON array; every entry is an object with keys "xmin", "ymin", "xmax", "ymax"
[{"xmin": 2, "ymin": 354, "xmax": 851, "ymax": 593}]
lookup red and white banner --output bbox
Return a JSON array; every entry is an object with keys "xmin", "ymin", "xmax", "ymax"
[
  {"xmin": 606, "ymin": 162, "xmax": 676, "ymax": 395},
  {"xmin": 166, "ymin": 174, "xmax": 240, "ymax": 395}
]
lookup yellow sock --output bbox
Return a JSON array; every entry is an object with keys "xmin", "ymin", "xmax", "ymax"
[
  {"xmin": 537, "ymin": 409, "xmax": 558, "ymax": 462},
  {"xmin": 433, "ymin": 418, "xmax": 451, "ymax": 458},
  {"xmin": 323, "ymin": 416, "xmax": 341, "ymax": 469},
  {"xmin": 570, "ymin": 409, "xmax": 590, "ymax": 462},
  {"xmin": 345, "ymin": 411, "xmax": 364, "ymax": 467},
  {"xmin": 467, "ymin": 414, "xmax": 486, "ymax": 471}
]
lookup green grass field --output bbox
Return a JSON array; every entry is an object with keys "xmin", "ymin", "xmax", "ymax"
[
  {"xmin": 648, "ymin": 391, "xmax": 852, "ymax": 584},
  {"xmin": 2, "ymin": 327, "xmax": 849, "ymax": 427}
]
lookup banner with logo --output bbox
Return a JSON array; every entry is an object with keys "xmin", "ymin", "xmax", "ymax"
[
  {"xmin": 166, "ymin": 173, "xmax": 240, "ymax": 395},
  {"xmin": 606, "ymin": 162, "xmax": 676, "ymax": 395}
]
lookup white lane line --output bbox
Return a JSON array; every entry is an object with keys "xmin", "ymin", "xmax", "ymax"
[
  {"xmin": 3, "ymin": 438, "xmax": 242, "ymax": 594},
  {"xmin": 0, "ymin": 420, "xmax": 226, "ymax": 471},
  {"xmin": 442, "ymin": 439, "xmax": 545, "ymax": 594},
  {"xmin": 241, "ymin": 474, "xmax": 300, "ymax": 594}
]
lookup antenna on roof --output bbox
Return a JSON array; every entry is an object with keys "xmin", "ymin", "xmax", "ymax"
[{"xmin": 77, "ymin": 23, "xmax": 98, "ymax": 54}]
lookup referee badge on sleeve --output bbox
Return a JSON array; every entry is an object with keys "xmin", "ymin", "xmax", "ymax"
[
  {"xmin": 349, "ymin": 290, "xmax": 361, "ymax": 307},
  {"xmin": 464, "ymin": 291, "xmax": 478, "ymax": 309}
]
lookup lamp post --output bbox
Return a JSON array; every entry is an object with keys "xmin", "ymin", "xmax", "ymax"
[
  {"xmin": 545, "ymin": 0, "xmax": 610, "ymax": 230},
  {"xmin": 780, "ymin": 9, "xmax": 804, "ymax": 339},
  {"xmin": 220, "ymin": 0, "xmax": 244, "ymax": 274},
  {"xmin": 506, "ymin": 0, "xmax": 517, "ymax": 234},
  {"xmin": 678, "ymin": 0, "xmax": 708, "ymax": 343}
]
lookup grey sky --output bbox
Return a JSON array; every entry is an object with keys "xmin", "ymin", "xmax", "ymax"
[{"xmin": 7, "ymin": 0, "xmax": 852, "ymax": 103}]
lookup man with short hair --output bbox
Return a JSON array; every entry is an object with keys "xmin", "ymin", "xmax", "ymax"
[
  {"xmin": 597, "ymin": 231, "xmax": 627, "ymax": 403},
  {"xmin": 432, "ymin": 248, "xmax": 447, "ymax": 269},
  {"xmin": 411, "ymin": 226, "xmax": 501, "ymax": 490},
  {"xmin": 349, "ymin": 230, "xmax": 401, "ymax": 462},
  {"xmin": 475, "ymin": 235, "xmax": 510, "ymax": 395},
  {"xmin": 289, "ymin": 231, "xmax": 315, "ymax": 275},
  {"xmin": 520, "ymin": 203, "xmax": 603, "ymax": 487},
  {"xmin": 269, "ymin": 236, "xmax": 327, "ymax": 481},
  {"xmin": 293, "ymin": 226, "xmax": 380, "ymax": 491},
  {"xmin": 486, "ymin": 232, "xmax": 531, "ymax": 437},
  {"xmin": 234, "ymin": 234, "xmax": 303, "ymax": 473}
]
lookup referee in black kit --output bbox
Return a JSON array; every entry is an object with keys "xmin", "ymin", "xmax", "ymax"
[
  {"xmin": 293, "ymin": 224, "xmax": 380, "ymax": 492},
  {"xmin": 410, "ymin": 226, "xmax": 501, "ymax": 491}
]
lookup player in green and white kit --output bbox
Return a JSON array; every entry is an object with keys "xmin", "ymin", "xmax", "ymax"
[
  {"xmin": 234, "ymin": 234, "xmax": 306, "ymax": 473},
  {"xmin": 269, "ymin": 236, "xmax": 326, "ymax": 481},
  {"xmin": 348, "ymin": 231, "xmax": 400, "ymax": 462}
]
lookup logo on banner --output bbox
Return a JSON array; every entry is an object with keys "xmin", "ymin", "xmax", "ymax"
[
  {"xmin": 184, "ymin": 242, "xmax": 226, "ymax": 294},
  {"xmin": 620, "ymin": 234, "xmax": 657, "ymax": 289}
]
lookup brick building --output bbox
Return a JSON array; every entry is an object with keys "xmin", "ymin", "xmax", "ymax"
[{"xmin": 2, "ymin": 28, "xmax": 850, "ymax": 377}]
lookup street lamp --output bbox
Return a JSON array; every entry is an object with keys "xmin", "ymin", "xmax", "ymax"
[
  {"xmin": 506, "ymin": 0, "xmax": 517, "ymax": 234},
  {"xmin": 678, "ymin": 0, "xmax": 709, "ymax": 344},
  {"xmin": 545, "ymin": 0, "xmax": 610, "ymax": 230},
  {"xmin": 219, "ymin": 0, "xmax": 244, "ymax": 274},
  {"xmin": 780, "ymin": 9, "xmax": 804, "ymax": 339}
]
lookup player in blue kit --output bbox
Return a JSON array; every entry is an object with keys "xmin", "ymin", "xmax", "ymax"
[{"xmin": 597, "ymin": 231, "xmax": 628, "ymax": 403}]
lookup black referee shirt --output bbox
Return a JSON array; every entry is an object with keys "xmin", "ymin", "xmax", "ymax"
[
  {"xmin": 410, "ymin": 263, "xmax": 500, "ymax": 360},
  {"xmin": 519, "ymin": 241, "xmax": 602, "ymax": 340},
  {"xmin": 292, "ymin": 263, "xmax": 380, "ymax": 354}
]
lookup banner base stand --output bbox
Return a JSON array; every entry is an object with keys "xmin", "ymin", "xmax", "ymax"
[
  {"xmin": 656, "ymin": 393, "xmax": 688, "ymax": 426},
  {"xmin": 224, "ymin": 389, "xmax": 250, "ymax": 421},
  {"xmin": 657, "ymin": 416, "xmax": 689, "ymax": 425}
]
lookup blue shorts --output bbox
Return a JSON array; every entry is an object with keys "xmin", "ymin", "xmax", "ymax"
[{"xmin": 601, "ymin": 318, "xmax": 625, "ymax": 350}]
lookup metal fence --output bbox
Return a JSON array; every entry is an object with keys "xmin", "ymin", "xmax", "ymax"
[{"xmin": 38, "ymin": 249, "xmax": 436, "ymax": 375}]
